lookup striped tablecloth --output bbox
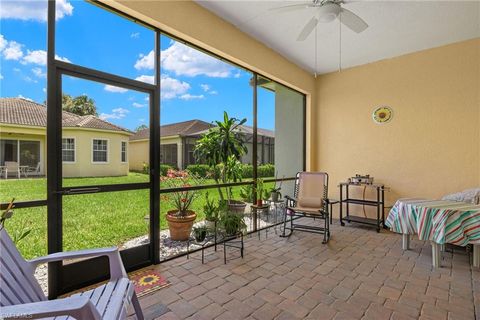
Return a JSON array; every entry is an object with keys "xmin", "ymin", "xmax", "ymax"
[{"xmin": 386, "ymin": 199, "xmax": 480, "ymax": 245}]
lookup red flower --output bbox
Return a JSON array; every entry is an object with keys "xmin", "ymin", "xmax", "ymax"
[{"xmin": 181, "ymin": 198, "xmax": 187, "ymax": 203}]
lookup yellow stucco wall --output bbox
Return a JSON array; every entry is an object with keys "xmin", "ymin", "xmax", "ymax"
[
  {"xmin": 103, "ymin": 0, "xmax": 316, "ymax": 170},
  {"xmin": 129, "ymin": 139, "xmax": 149, "ymax": 172},
  {"xmin": 129, "ymin": 136, "xmax": 182, "ymax": 172},
  {"xmin": 314, "ymin": 38, "xmax": 480, "ymax": 218},
  {"xmin": 63, "ymin": 129, "xmax": 131, "ymax": 177}
]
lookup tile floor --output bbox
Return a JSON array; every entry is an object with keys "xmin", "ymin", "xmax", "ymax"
[{"xmin": 131, "ymin": 219, "xmax": 479, "ymax": 320}]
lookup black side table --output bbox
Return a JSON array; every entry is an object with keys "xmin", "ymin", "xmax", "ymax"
[
  {"xmin": 219, "ymin": 232, "xmax": 244, "ymax": 264},
  {"xmin": 186, "ymin": 222, "xmax": 217, "ymax": 264}
]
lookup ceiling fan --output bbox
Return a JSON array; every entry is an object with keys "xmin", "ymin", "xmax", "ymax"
[{"xmin": 271, "ymin": 0, "xmax": 368, "ymax": 41}]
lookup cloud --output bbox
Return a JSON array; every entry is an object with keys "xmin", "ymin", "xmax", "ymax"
[
  {"xmin": 104, "ymin": 85, "xmax": 128, "ymax": 93},
  {"xmin": 160, "ymin": 76, "xmax": 190, "ymax": 99},
  {"xmin": 0, "ymin": 74, "xmax": 3, "ymax": 80},
  {"xmin": 0, "ymin": 0, "xmax": 73, "ymax": 21},
  {"xmin": 134, "ymin": 50, "xmax": 154, "ymax": 70},
  {"xmin": 200, "ymin": 83, "xmax": 218, "ymax": 95},
  {"xmin": 0, "ymin": 35, "xmax": 6, "ymax": 51},
  {"xmin": 135, "ymin": 74, "xmax": 155, "ymax": 85},
  {"xmin": 17, "ymin": 94, "xmax": 33, "ymax": 101},
  {"xmin": 99, "ymin": 107, "xmax": 129, "ymax": 120},
  {"xmin": 161, "ymin": 42, "xmax": 233, "ymax": 77},
  {"xmin": 131, "ymin": 32, "xmax": 140, "ymax": 39},
  {"xmin": 3, "ymin": 41, "xmax": 23, "ymax": 60},
  {"xmin": 32, "ymin": 67, "xmax": 46, "ymax": 78},
  {"xmin": 180, "ymin": 94, "xmax": 204, "ymax": 101},
  {"xmin": 19, "ymin": 49, "xmax": 70, "ymax": 65},
  {"xmin": 43, "ymin": 87, "xmax": 46, "ymax": 93},
  {"xmin": 134, "ymin": 74, "xmax": 198, "ymax": 100},
  {"xmin": 132, "ymin": 102, "xmax": 146, "ymax": 108},
  {"xmin": 134, "ymin": 42, "xmax": 234, "ymax": 78}
]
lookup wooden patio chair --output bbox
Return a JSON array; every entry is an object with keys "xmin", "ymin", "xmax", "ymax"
[
  {"xmin": 0, "ymin": 228, "xmax": 144, "ymax": 320},
  {"xmin": 281, "ymin": 172, "xmax": 331, "ymax": 244}
]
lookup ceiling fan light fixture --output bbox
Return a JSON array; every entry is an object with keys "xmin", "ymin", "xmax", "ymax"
[{"xmin": 317, "ymin": 3, "xmax": 341, "ymax": 23}]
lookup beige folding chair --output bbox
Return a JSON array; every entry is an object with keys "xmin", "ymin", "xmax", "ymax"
[{"xmin": 281, "ymin": 172, "xmax": 331, "ymax": 244}]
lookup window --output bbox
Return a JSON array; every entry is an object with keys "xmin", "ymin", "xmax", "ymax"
[
  {"xmin": 121, "ymin": 141, "xmax": 127, "ymax": 163},
  {"xmin": 62, "ymin": 138, "xmax": 75, "ymax": 163},
  {"xmin": 92, "ymin": 139, "xmax": 108, "ymax": 163}
]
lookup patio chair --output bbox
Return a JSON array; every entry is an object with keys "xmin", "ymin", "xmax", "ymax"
[
  {"xmin": 26, "ymin": 162, "xmax": 41, "ymax": 176},
  {"xmin": 281, "ymin": 172, "xmax": 331, "ymax": 244},
  {"xmin": 0, "ymin": 166, "xmax": 7, "ymax": 179},
  {"xmin": 4, "ymin": 161, "xmax": 20, "ymax": 179},
  {"xmin": 0, "ymin": 228, "xmax": 144, "ymax": 320}
]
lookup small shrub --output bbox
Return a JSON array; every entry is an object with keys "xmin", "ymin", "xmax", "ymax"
[
  {"xmin": 142, "ymin": 163, "xmax": 174, "ymax": 176},
  {"xmin": 186, "ymin": 164, "xmax": 211, "ymax": 177},
  {"xmin": 160, "ymin": 164, "xmax": 174, "ymax": 176}
]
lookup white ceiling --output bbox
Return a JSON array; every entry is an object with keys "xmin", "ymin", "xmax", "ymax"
[{"xmin": 197, "ymin": 1, "xmax": 480, "ymax": 75}]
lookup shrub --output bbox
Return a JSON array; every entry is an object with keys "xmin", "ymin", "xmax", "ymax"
[
  {"xmin": 240, "ymin": 164, "xmax": 253, "ymax": 179},
  {"xmin": 142, "ymin": 163, "xmax": 174, "ymax": 176},
  {"xmin": 160, "ymin": 164, "xmax": 174, "ymax": 176},
  {"xmin": 258, "ymin": 164, "xmax": 275, "ymax": 178},
  {"xmin": 186, "ymin": 164, "xmax": 211, "ymax": 177}
]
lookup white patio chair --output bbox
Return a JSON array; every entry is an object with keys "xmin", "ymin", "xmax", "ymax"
[
  {"xmin": 4, "ymin": 161, "xmax": 20, "ymax": 179},
  {"xmin": 0, "ymin": 166, "xmax": 7, "ymax": 179},
  {"xmin": 26, "ymin": 162, "xmax": 41, "ymax": 177},
  {"xmin": 0, "ymin": 228, "xmax": 144, "ymax": 320}
]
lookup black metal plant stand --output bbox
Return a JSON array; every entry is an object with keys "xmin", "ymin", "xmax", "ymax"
[{"xmin": 339, "ymin": 182, "xmax": 386, "ymax": 232}]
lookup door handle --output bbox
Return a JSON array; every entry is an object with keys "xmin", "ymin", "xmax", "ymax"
[{"xmin": 60, "ymin": 187, "xmax": 101, "ymax": 195}]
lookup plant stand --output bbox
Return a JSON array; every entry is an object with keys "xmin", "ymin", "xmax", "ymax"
[
  {"xmin": 186, "ymin": 221, "xmax": 217, "ymax": 264},
  {"xmin": 219, "ymin": 232, "xmax": 244, "ymax": 264}
]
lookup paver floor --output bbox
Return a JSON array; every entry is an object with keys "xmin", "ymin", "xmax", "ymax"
[{"xmin": 130, "ymin": 219, "xmax": 480, "ymax": 320}]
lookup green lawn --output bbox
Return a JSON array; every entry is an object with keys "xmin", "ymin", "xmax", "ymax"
[{"xmin": 0, "ymin": 173, "xmax": 268, "ymax": 259}]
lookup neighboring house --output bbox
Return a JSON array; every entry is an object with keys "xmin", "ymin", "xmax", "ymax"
[
  {"xmin": 0, "ymin": 98, "xmax": 132, "ymax": 178},
  {"xmin": 129, "ymin": 119, "xmax": 275, "ymax": 171}
]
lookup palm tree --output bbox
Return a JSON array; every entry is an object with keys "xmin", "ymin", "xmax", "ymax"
[
  {"xmin": 194, "ymin": 111, "xmax": 247, "ymax": 201},
  {"xmin": 61, "ymin": 94, "xmax": 98, "ymax": 116}
]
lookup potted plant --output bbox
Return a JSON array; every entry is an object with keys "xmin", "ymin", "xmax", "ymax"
[
  {"xmin": 269, "ymin": 173, "xmax": 283, "ymax": 202},
  {"xmin": 195, "ymin": 111, "xmax": 248, "ymax": 213},
  {"xmin": 162, "ymin": 169, "xmax": 203, "ymax": 241},
  {"xmin": 253, "ymin": 178, "xmax": 265, "ymax": 206},
  {"xmin": 239, "ymin": 184, "xmax": 254, "ymax": 204},
  {"xmin": 219, "ymin": 208, "xmax": 247, "ymax": 236},
  {"xmin": 193, "ymin": 225, "xmax": 208, "ymax": 242},
  {"xmin": 203, "ymin": 192, "xmax": 219, "ymax": 229}
]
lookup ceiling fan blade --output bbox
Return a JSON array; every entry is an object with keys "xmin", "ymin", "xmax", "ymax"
[
  {"xmin": 339, "ymin": 8, "xmax": 368, "ymax": 33},
  {"xmin": 297, "ymin": 16, "xmax": 318, "ymax": 41},
  {"xmin": 269, "ymin": 3, "xmax": 309, "ymax": 13}
]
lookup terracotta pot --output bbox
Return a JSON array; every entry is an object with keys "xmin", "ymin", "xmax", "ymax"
[
  {"xmin": 228, "ymin": 200, "xmax": 247, "ymax": 214},
  {"xmin": 166, "ymin": 210, "xmax": 196, "ymax": 241},
  {"xmin": 256, "ymin": 199, "xmax": 263, "ymax": 206}
]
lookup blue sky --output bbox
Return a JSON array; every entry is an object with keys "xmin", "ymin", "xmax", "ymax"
[{"xmin": 0, "ymin": 0, "xmax": 276, "ymax": 131}]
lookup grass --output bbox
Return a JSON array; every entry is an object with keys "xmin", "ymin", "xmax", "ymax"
[{"xmin": 0, "ymin": 173, "xmax": 272, "ymax": 259}]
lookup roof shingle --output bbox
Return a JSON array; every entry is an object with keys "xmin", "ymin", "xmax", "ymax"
[{"xmin": 0, "ymin": 98, "xmax": 131, "ymax": 134}]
